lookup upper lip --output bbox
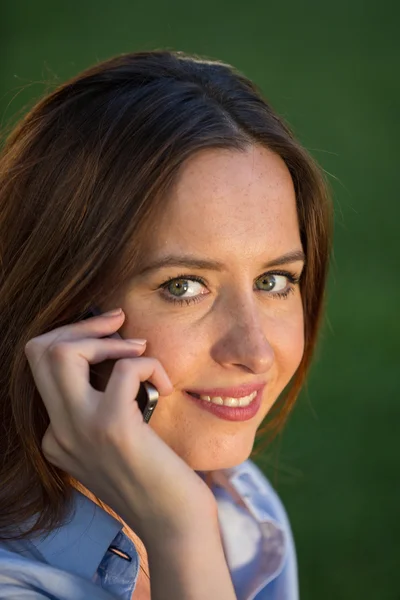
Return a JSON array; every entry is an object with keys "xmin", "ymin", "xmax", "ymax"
[{"xmin": 186, "ymin": 382, "xmax": 266, "ymax": 398}]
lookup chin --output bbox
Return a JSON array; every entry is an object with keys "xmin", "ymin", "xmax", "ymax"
[
  {"xmin": 151, "ymin": 415, "xmax": 257, "ymax": 472},
  {"xmin": 174, "ymin": 439, "xmax": 254, "ymax": 472}
]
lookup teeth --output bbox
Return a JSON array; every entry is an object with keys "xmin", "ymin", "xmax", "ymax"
[
  {"xmin": 239, "ymin": 393, "xmax": 256, "ymax": 406},
  {"xmin": 224, "ymin": 397, "xmax": 239, "ymax": 407},
  {"xmin": 198, "ymin": 391, "xmax": 257, "ymax": 407},
  {"xmin": 210, "ymin": 396, "xmax": 224, "ymax": 405}
]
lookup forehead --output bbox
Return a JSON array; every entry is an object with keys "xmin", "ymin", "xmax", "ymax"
[{"xmin": 153, "ymin": 145, "xmax": 300, "ymax": 260}]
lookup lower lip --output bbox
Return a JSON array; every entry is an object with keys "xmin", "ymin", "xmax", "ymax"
[{"xmin": 184, "ymin": 389, "xmax": 263, "ymax": 422}]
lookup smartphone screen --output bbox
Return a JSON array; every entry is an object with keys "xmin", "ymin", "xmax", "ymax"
[{"xmin": 85, "ymin": 306, "xmax": 158, "ymax": 423}]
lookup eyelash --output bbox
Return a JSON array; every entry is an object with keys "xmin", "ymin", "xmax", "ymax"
[{"xmin": 158, "ymin": 270, "xmax": 301, "ymax": 307}]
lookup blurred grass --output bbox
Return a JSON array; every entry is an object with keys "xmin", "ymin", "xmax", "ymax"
[{"xmin": 1, "ymin": 1, "xmax": 399, "ymax": 598}]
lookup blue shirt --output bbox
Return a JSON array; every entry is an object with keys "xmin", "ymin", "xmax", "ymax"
[{"xmin": 0, "ymin": 459, "xmax": 298, "ymax": 599}]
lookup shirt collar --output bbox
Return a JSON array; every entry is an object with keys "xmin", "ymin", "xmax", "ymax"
[
  {"xmin": 211, "ymin": 461, "xmax": 289, "ymax": 600},
  {"xmin": 30, "ymin": 490, "xmax": 123, "ymax": 581}
]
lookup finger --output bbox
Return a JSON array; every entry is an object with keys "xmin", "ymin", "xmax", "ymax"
[
  {"xmin": 102, "ymin": 356, "xmax": 173, "ymax": 418},
  {"xmin": 25, "ymin": 310, "xmax": 126, "ymax": 355},
  {"xmin": 48, "ymin": 337, "xmax": 148, "ymax": 411},
  {"xmin": 28, "ymin": 337, "xmax": 146, "ymax": 429}
]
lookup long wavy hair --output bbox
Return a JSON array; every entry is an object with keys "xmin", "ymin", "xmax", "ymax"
[{"xmin": 0, "ymin": 50, "xmax": 332, "ymax": 539}]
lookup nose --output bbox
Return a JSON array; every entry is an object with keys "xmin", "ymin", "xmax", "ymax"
[{"xmin": 210, "ymin": 295, "xmax": 274, "ymax": 375}]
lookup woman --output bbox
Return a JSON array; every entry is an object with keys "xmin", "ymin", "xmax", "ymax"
[{"xmin": 0, "ymin": 50, "xmax": 332, "ymax": 599}]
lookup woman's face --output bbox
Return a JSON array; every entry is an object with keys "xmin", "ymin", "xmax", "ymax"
[{"xmin": 101, "ymin": 145, "xmax": 305, "ymax": 471}]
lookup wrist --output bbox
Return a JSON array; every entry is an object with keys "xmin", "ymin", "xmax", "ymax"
[
  {"xmin": 143, "ymin": 501, "xmax": 220, "ymax": 555},
  {"xmin": 146, "ymin": 514, "xmax": 236, "ymax": 600}
]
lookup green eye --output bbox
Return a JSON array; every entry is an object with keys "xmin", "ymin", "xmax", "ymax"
[
  {"xmin": 166, "ymin": 278, "xmax": 190, "ymax": 297},
  {"xmin": 255, "ymin": 273, "xmax": 288, "ymax": 292},
  {"xmin": 159, "ymin": 275, "xmax": 209, "ymax": 306}
]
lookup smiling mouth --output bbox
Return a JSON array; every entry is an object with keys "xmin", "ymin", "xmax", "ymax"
[{"xmin": 187, "ymin": 390, "xmax": 258, "ymax": 407}]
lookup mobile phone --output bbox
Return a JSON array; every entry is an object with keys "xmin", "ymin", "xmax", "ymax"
[{"xmin": 86, "ymin": 306, "xmax": 158, "ymax": 423}]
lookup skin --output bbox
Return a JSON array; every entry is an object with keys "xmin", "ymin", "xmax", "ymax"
[{"xmin": 98, "ymin": 144, "xmax": 305, "ymax": 472}]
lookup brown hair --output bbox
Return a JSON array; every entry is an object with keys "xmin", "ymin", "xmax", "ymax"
[{"xmin": 0, "ymin": 50, "xmax": 332, "ymax": 539}]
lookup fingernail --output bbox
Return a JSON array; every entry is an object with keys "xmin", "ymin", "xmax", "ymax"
[
  {"xmin": 103, "ymin": 308, "xmax": 123, "ymax": 317},
  {"xmin": 126, "ymin": 339, "xmax": 147, "ymax": 346}
]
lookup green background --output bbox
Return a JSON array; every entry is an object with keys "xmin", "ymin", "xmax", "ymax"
[{"xmin": 1, "ymin": 1, "xmax": 398, "ymax": 598}]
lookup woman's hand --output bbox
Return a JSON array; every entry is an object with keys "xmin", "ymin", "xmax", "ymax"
[{"xmin": 24, "ymin": 308, "xmax": 217, "ymax": 549}]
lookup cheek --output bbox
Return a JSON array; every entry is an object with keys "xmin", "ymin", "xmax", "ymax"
[
  {"xmin": 273, "ymin": 310, "xmax": 305, "ymax": 380},
  {"xmin": 121, "ymin": 312, "xmax": 204, "ymax": 386}
]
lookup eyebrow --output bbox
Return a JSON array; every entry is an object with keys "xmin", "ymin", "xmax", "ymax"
[{"xmin": 137, "ymin": 249, "xmax": 306, "ymax": 276}]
